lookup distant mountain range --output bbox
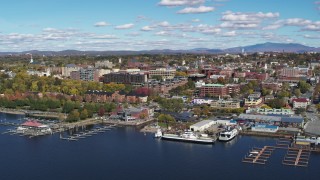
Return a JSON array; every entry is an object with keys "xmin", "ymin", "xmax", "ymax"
[{"xmin": 0, "ymin": 42, "xmax": 319, "ymax": 56}]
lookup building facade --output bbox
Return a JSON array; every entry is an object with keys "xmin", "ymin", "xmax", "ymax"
[
  {"xmin": 211, "ymin": 99, "xmax": 240, "ymax": 109},
  {"xmin": 199, "ymin": 84, "xmax": 240, "ymax": 97},
  {"xmin": 148, "ymin": 68, "xmax": 176, "ymax": 80},
  {"xmin": 101, "ymin": 72, "xmax": 148, "ymax": 85}
]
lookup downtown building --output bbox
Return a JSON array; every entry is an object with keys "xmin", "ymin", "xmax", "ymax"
[
  {"xmin": 100, "ymin": 72, "xmax": 148, "ymax": 85},
  {"xmin": 70, "ymin": 67, "xmax": 99, "ymax": 81},
  {"xmin": 199, "ymin": 84, "xmax": 240, "ymax": 97}
]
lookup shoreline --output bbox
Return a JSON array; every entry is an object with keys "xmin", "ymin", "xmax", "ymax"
[{"xmin": 0, "ymin": 108, "xmax": 26, "ymax": 115}]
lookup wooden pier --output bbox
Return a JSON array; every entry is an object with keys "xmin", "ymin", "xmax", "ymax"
[
  {"xmin": 242, "ymin": 146, "xmax": 275, "ymax": 165},
  {"xmin": 275, "ymin": 137, "xmax": 292, "ymax": 149},
  {"xmin": 282, "ymin": 148, "xmax": 310, "ymax": 167},
  {"xmin": 59, "ymin": 125, "xmax": 116, "ymax": 141}
]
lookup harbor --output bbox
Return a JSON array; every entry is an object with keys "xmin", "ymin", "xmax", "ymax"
[{"xmin": 0, "ymin": 112, "xmax": 320, "ymax": 180}]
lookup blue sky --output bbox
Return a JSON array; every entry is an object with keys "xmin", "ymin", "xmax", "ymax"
[{"xmin": 0, "ymin": 0, "xmax": 319, "ymax": 51}]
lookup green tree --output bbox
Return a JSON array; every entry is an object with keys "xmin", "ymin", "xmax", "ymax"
[
  {"xmin": 66, "ymin": 110, "xmax": 80, "ymax": 122},
  {"xmin": 298, "ymin": 81, "xmax": 311, "ymax": 94},
  {"xmin": 80, "ymin": 109, "xmax": 88, "ymax": 120},
  {"xmin": 294, "ymin": 88, "xmax": 302, "ymax": 97},
  {"xmin": 158, "ymin": 114, "xmax": 176, "ymax": 128},
  {"xmin": 268, "ymin": 99, "xmax": 286, "ymax": 109}
]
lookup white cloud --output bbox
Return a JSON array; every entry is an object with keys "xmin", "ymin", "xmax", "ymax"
[
  {"xmin": 94, "ymin": 21, "xmax": 109, "ymax": 27},
  {"xmin": 222, "ymin": 31, "xmax": 236, "ymax": 37},
  {"xmin": 303, "ymin": 34, "xmax": 320, "ymax": 39},
  {"xmin": 158, "ymin": 21, "xmax": 170, "ymax": 27},
  {"xmin": 263, "ymin": 18, "xmax": 318, "ymax": 31},
  {"xmin": 221, "ymin": 11, "xmax": 279, "ymax": 22},
  {"xmin": 89, "ymin": 34, "xmax": 118, "ymax": 39},
  {"xmin": 141, "ymin": 26, "xmax": 154, "ymax": 31},
  {"xmin": 177, "ymin": 6, "xmax": 214, "ymax": 14},
  {"xmin": 191, "ymin": 19, "xmax": 200, "ymax": 22},
  {"xmin": 115, "ymin": 23, "xmax": 135, "ymax": 29},
  {"xmin": 220, "ymin": 11, "xmax": 279, "ymax": 29},
  {"xmin": 125, "ymin": 32, "xmax": 141, "ymax": 37},
  {"xmin": 158, "ymin": 0, "xmax": 205, "ymax": 6},
  {"xmin": 155, "ymin": 31, "xmax": 173, "ymax": 36},
  {"xmin": 303, "ymin": 21, "xmax": 320, "ymax": 31}
]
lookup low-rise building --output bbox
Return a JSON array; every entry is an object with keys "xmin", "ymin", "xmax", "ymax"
[
  {"xmin": 211, "ymin": 99, "xmax": 240, "ymax": 109},
  {"xmin": 244, "ymin": 97, "xmax": 263, "ymax": 108},
  {"xmin": 292, "ymin": 98, "xmax": 310, "ymax": 109},
  {"xmin": 148, "ymin": 68, "xmax": 176, "ymax": 80},
  {"xmin": 246, "ymin": 108, "xmax": 294, "ymax": 115},
  {"xmin": 251, "ymin": 124, "xmax": 278, "ymax": 133},
  {"xmin": 199, "ymin": 84, "xmax": 240, "ymax": 97},
  {"xmin": 190, "ymin": 120, "xmax": 215, "ymax": 132},
  {"xmin": 192, "ymin": 99, "xmax": 213, "ymax": 105}
]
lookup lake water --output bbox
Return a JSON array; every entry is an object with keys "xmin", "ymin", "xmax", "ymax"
[{"xmin": 0, "ymin": 113, "xmax": 319, "ymax": 180}]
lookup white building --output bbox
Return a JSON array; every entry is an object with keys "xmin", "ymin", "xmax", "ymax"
[
  {"xmin": 251, "ymin": 124, "xmax": 278, "ymax": 133},
  {"xmin": 96, "ymin": 69, "xmax": 111, "ymax": 77},
  {"xmin": 246, "ymin": 108, "xmax": 294, "ymax": 115},
  {"xmin": 195, "ymin": 80, "xmax": 205, "ymax": 88},
  {"xmin": 192, "ymin": 98, "xmax": 213, "ymax": 105},
  {"xmin": 209, "ymin": 75, "xmax": 226, "ymax": 80},
  {"xmin": 292, "ymin": 98, "xmax": 310, "ymax": 109},
  {"xmin": 94, "ymin": 60, "xmax": 114, "ymax": 69},
  {"xmin": 149, "ymin": 68, "xmax": 176, "ymax": 80},
  {"xmin": 62, "ymin": 64, "xmax": 80, "ymax": 77},
  {"xmin": 190, "ymin": 120, "xmax": 215, "ymax": 132}
]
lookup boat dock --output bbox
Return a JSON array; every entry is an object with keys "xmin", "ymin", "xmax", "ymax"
[
  {"xmin": 242, "ymin": 136, "xmax": 319, "ymax": 167},
  {"xmin": 59, "ymin": 125, "xmax": 116, "ymax": 141},
  {"xmin": 282, "ymin": 148, "xmax": 310, "ymax": 167},
  {"xmin": 242, "ymin": 146, "xmax": 275, "ymax": 165},
  {"xmin": 275, "ymin": 137, "xmax": 292, "ymax": 149}
]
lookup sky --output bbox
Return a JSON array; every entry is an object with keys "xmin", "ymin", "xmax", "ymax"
[{"xmin": 0, "ymin": 0, "xmax": 319, "ymax": 51}]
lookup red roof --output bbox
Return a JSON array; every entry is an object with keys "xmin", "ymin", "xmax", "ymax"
[
  {"xmin": 292, "ymin": 98, "xmax": 309, "ymax": 103},
  {"xmin": 21, "ymin": 120, "xmax": 43, "ymax": 127}
]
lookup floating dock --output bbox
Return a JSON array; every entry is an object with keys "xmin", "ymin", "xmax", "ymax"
[
  {"xmin": 242, "ymin": 146, "xmax": 275, "ymax": 165},
  {"xmin": 60, "ymin": 125, "xmax": 116, "ymax": 141},
  {"xmin": 282, "ymin": 148, "xmax": 310, "ymax": 167}
]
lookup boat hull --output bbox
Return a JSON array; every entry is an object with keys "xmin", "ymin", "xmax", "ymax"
[
  {"xmin": 161, "ymin": 135, "xmax": 215, "ymax": 144},
  {"xmin": 218, "ymin": 129, "xmax": 238, "ymax": 142}
]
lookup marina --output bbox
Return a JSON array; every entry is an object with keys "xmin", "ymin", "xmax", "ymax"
[
  {"xmin": 59, "ymin": 126, "xmax": 115, "ymax": 141},
  {"xmin": 0, "ymin": 112, "xmax": 320, "ymax": 180},
  {"xmin": 242, "ymin": 146, "xmax": 275, "ymax": 165}
]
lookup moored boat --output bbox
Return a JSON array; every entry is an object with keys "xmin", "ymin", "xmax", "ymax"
[
  {"xmin": 161, "ymin": 130, "xmax": 215, "ymax": 144},
  {"xmin": 219, "ymin": 127, "xmax": 238, "ymax": 142}
]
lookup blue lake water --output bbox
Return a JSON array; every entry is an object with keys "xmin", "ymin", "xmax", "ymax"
[{"xmin": 0, "ymin": 112, "xmax": 319, "ymax": 180}]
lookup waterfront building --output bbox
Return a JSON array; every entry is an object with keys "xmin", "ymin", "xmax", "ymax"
[
  {"xmin": 246, "ymin": 108, "xmax": 294, "ymax": 115},
  {"xmin": 238, "ymin": 114, "xmax": 304, "ymax": 128},
  {"xmin": 251, "ymin": 124, "xmax": 278, "ymax": 133},
  {"xmin": 190, "ymin": 120, "xmax": 215, "ymax": 132}
]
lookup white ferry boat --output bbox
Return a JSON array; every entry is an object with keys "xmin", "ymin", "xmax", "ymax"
[
  {"xmin": 161, "ymin": 130, "xmax": 215, "ymax": 144},
  {"xmin": 219, "ymin": 127, "xmax": 238, "ymax": 142},
  {"xmin": 154, "ymin": 128, "xmax": 162, "ymax": 138}
]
